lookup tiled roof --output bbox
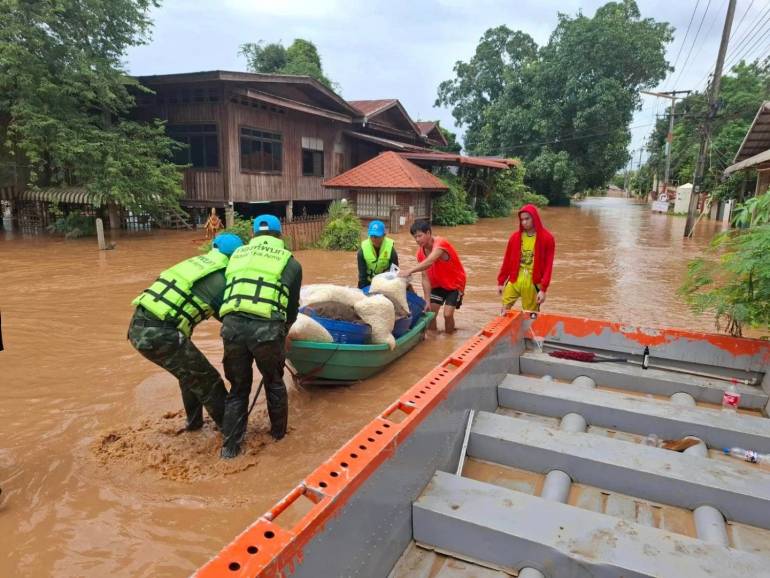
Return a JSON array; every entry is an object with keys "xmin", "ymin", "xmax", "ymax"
[
  {"xmin": 347, "ymin": 99, "xmax": 398, "ymax": 117},
  {"xmin": 323, "ymin": 152, "xmax": 449, "ymax": 191}
]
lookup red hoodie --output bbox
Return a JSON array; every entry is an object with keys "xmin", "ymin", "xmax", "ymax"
[{"xmin": 496, "ymin": 204, "xmax": 555, "ymax": 291}]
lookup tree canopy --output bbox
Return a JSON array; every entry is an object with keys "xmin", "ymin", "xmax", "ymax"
[
  {"xmin": 239, "ymin": 39, "xmax": 336, "ymax": 90},
  {"xmin": 437, "ymin": 1, "xmax": 672, "ymax": 204},
  {"xmin": 644, "ymin": 61, "xmax": 770, "ymax": 200},
  {"xmin": 0, "ymin": 0, "xmax": 184, "ymax": 216}
]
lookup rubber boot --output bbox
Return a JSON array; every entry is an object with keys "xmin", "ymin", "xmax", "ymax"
[
  {"xmin": 266, "ymin": 382, "xmax": 288, "ymax": 440},
  {"xmin": 203, "ymin": 378, "xmax": 227, "ymax": 430},
  {"xmin": 220, "ymin": 397, "xmax": 248, "ymax": 459},
  {"xmin": 180, "ymin": 386, "xmax": 204, "ymax": 431}
]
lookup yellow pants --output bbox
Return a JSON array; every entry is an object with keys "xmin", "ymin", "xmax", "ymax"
[{"xmin": 502, "ymin": 275, "xmax": 538, "ymax": 311}]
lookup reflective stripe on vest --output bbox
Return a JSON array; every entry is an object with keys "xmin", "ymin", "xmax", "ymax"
[
  {"xmin": 220, "ymin": 235, "xmax": 292, "ymax": 320},
  {"xmin": 132, "ymin": 250, "xmax": 229, "ymax": 336},
  {"xmin": 361, "ymin": 237, "xmax": 393, "ymax": 280}
]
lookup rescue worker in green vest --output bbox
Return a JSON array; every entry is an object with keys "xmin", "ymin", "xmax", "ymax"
[
  {"xmin": 128, "ymin": 232, "xmax": 244, "ymax": 432},
  {"xmin": 219, "ymin": 215, "xmax": 302, "ymax": 459},
  {"xmin": 357, "ymin": 220, "xmax": 398, "ymax": 288}
]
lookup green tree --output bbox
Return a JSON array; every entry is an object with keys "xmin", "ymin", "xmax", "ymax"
[
  {"xmin": 437, "ymin": 1, "xmax": 672, "ymax": 205},
  {"xmin": 437, "ymin": 126, "xmax": 462, "ymax": 153},
  {"xmin": 476, "ymin": 165, "xmax": 547, "ymax": 218},
  {"xmin": 644, "ymin": 61, "xmax": 769, "ymax": 198},
  {"xmin": 0, "ymin": 0, "xmax": 184, "ymax": 216},
  {"xmin": 319, "ymin": 200, "xmax": 360, "ymax": 250},
  {"xmin": 680, "ymin": 191, "xmax": 770, "ymax": 337},
  {"xmin": 239, "ymin": 38, "xmax": 336, "ymax": 90}
]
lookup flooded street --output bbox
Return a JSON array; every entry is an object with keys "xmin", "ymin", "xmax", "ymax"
[{"xmin": 0, "ymin": 197, "xmax": 725, "ymax": 577}]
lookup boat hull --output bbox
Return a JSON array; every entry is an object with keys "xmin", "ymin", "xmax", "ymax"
[{"xmin": 286, "ymin": 312, "xmax": 434, "ymax": 382}]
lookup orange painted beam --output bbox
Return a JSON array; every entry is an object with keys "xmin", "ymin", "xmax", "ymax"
[{"xmin": 194, "ymin": 311, "xmax": 522, "ymax": 577}]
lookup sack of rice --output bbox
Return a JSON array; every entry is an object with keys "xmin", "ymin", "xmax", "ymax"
[
  {"xmin": 369, "ymin": 271, "xmax": 409, "ymax": 316},
  {"xmin": 354, "ymin": 294, "xmax": 396, "ymax": 350},
  {"xmin": 301, "ymin": 284, "xmax": 366, "ymax": 308},
  {"xmin": 289, "ymin": 313, "xmax": 334, "ymax": 343}
]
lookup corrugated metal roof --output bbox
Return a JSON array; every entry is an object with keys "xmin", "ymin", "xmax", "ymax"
[
  {"xmin": 733, "ymin": 101, "xmax": 770, "ymax": 163},
  {"xmin": 344, "ymin": 131, "xmax": 430, "ymax": 152},
  {"xmin": 0, "ymin": 187, "xmax": 103, "ymax": 205},
  {"xmin": 347, "ymin": 99, "xmax": 398, "ymax": 117},
  {"xmin": 399, "ymin": 151, "xmax": 510, "ymax": 170},
  {"xmin": 323, "ymin": 152, "xmax": 449, "ymax": 191}
]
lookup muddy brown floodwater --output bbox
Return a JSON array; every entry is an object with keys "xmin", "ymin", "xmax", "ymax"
[{"xmin": 0, "ymin": 197, "xmax": 725, "ymax": 577}]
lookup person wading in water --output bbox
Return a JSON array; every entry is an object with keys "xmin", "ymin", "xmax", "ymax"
[
  {"xmin": 399, "ymin": 220, "xmax": 466, "ymax": 333},
  {"xmin": 357, "ymin": 220, "xmax": 398, "ymax": 288},
  {"xmin": 497, "ymin": 204, "xmax": 555, "ymax": 312},
  {"xmin": 128, "ymin": 232, "xmax": 244, "ymax": 432},
  {"xmin": 218, "ymin": 215, "xmax": 302, "ymax": 459}
]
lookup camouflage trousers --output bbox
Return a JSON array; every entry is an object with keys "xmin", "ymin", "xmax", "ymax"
[
  {"xmin": 128, "ymin": 309, "xmax": 226, "ymax": 429},
  {"xmin": 220, "ymin": 329, "xmax": 288, "ymax": 452}
]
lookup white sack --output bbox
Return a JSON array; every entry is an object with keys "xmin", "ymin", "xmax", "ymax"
[
  {"xmin": 354, "ymin": 294, "xmax": 396, "ymax": 350},
  {"xmin": 289, "ymin": 313, "xmax": 334, "ymax": 343},
  {"xmin": 301, "ymin": 284, "xmax": 366, "ymax": 308},
  {"xmin": 369, "ymin": 271, "xmax": 409, "ymax": 316}
]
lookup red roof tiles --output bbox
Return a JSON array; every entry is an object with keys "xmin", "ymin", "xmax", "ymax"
[{"xmin": 323, "ymin": 152, "xmax": 449, "ymax": 191}]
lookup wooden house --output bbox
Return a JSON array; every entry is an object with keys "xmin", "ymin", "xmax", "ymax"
[{"xmin": 132, "ymin": 72, "xmax": 443, "ymax": 221}]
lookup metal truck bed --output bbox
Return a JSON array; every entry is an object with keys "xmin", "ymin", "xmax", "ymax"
[{"xmin": 194, "ymin": 312, "xmax": 770, "ymax": 578}]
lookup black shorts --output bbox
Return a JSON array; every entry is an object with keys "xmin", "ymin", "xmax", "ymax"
[{"xmin": 430, "ymin": 287, "xmax": 463, "ymax": 309}]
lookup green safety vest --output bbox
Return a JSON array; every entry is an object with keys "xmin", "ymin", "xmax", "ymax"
[
  {"xmin": 132, "ymin": 250, "xmax": 229, "ymax": 337},
  {"xmin": 361, "ymin": 237, "xmax": 394, "ymax": 281},
  {"xmin": 220, "ymin": 236, "xmax": 292, "ymax": 320}
]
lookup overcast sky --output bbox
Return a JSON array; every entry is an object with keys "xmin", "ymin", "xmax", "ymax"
[{"xmin": 126, "ymin": 0, "xmax": 768, "ymax": 168}]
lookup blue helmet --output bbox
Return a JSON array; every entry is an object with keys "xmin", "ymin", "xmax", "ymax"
[
  {"xmin": 212, "ymin": 232, "xmax": 243, "ymax": 257},
  {"xmin": 368, "ymin": 220, "xmax": 386, "ymax": 237},
  {"xmin": 253, "ymin": 214, "xmax": 282, "ymax": 234}
]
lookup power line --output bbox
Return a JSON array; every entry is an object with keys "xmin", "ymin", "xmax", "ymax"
[
  {"xmin": 723, "ymin": 17, "xmax": 770, "ymax": 69},
  {"xmin": 504, "ymin": 122, "xmax": 656, "ymax": 151},
  {"xmin": 665, "ymin": 0, "xmax": 702, "ymax": 90},
  {"xmin": 673, "ymin": 0, "xmax": 715, "ymax": 90},
  {"xmin": 722, "ymin": 0, "xmax": 770, "ymax": 67},
  {"xmin": 730, "ymin": 0, "xmax": 756, "ymax": 41},
  {"xmin": 693, "ymin": 0, "xmax": 770, "ymax": 90}
]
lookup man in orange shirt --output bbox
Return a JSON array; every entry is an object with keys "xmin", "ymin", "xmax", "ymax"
[{"xmin": 399, "ymin": 220, "xmax": 466, "ymax": 333}]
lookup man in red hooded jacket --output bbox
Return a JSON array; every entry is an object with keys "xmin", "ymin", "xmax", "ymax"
[{"xmin": 497, "ymin": 204, "xmax": 555, "ymax": 311}]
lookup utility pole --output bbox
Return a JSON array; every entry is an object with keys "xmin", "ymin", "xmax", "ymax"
[
  {"xmin": 642, "ymin": 90, "xmax": 692, "ymax": 198},
  {"xmin": 684, "ymin": 0, "xmax": 737, "ymax": 237},
  {"xmin": 637, "ymin": 147, "xmax": 644, "ymax": 197}
]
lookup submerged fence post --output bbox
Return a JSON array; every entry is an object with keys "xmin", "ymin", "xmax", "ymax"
[{"xmin": 96, "ymin": 218, "xmax": 108, "ymax": 250}]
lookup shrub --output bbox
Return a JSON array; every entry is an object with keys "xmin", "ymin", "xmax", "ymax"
[
  {"xmin": 476, "ymin": 166, "xmax": 548, "ymax": 218},
  {"xmin": 319, "ymin": 200, "xmax": 361, "ymax": 251},
  {"xmin": 680, "ymin": 191, "xmax": 770, "ymax": 337},
  {"xmin": 47, "ymin": 210, "xmax": 96, "ymax": 238},
  {"xmin": 433, "ymin": 174, "xmax": 477, "ymax": 226}
]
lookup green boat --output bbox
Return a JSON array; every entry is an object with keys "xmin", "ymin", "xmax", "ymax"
[{"xmin": 286, "ymin": 312, "xmax": 435, "ymax": 385}]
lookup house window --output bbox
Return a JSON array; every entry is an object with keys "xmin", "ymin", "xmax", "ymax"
[
  {"xmin": 240, "ymin": 127, "xmax": 282, "ymax": 173},
  {"xmin": 357, "ymin": 191, "xmax": 398, "ymax": 218},
  {"xmin": 167, "ymin": 124, "xmax": 219, "ymax": 169},
  {"xmin": 301, "ymin": 136, "xmax": 324, "ymax": 177}
]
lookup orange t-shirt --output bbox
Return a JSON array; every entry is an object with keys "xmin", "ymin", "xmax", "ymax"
[{"xmin": 416, "ymin": 236, "xmax": 466, "ymax": 292}]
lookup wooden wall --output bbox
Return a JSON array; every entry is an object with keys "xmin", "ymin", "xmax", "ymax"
[{"xmin": 226, "ymin": 95, "xmax": 348, "ymax": 203}]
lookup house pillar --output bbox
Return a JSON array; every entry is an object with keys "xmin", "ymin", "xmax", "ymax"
[{"xmin": 286, "ymin": 200, "xmax": 294, "ymax": 223}]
